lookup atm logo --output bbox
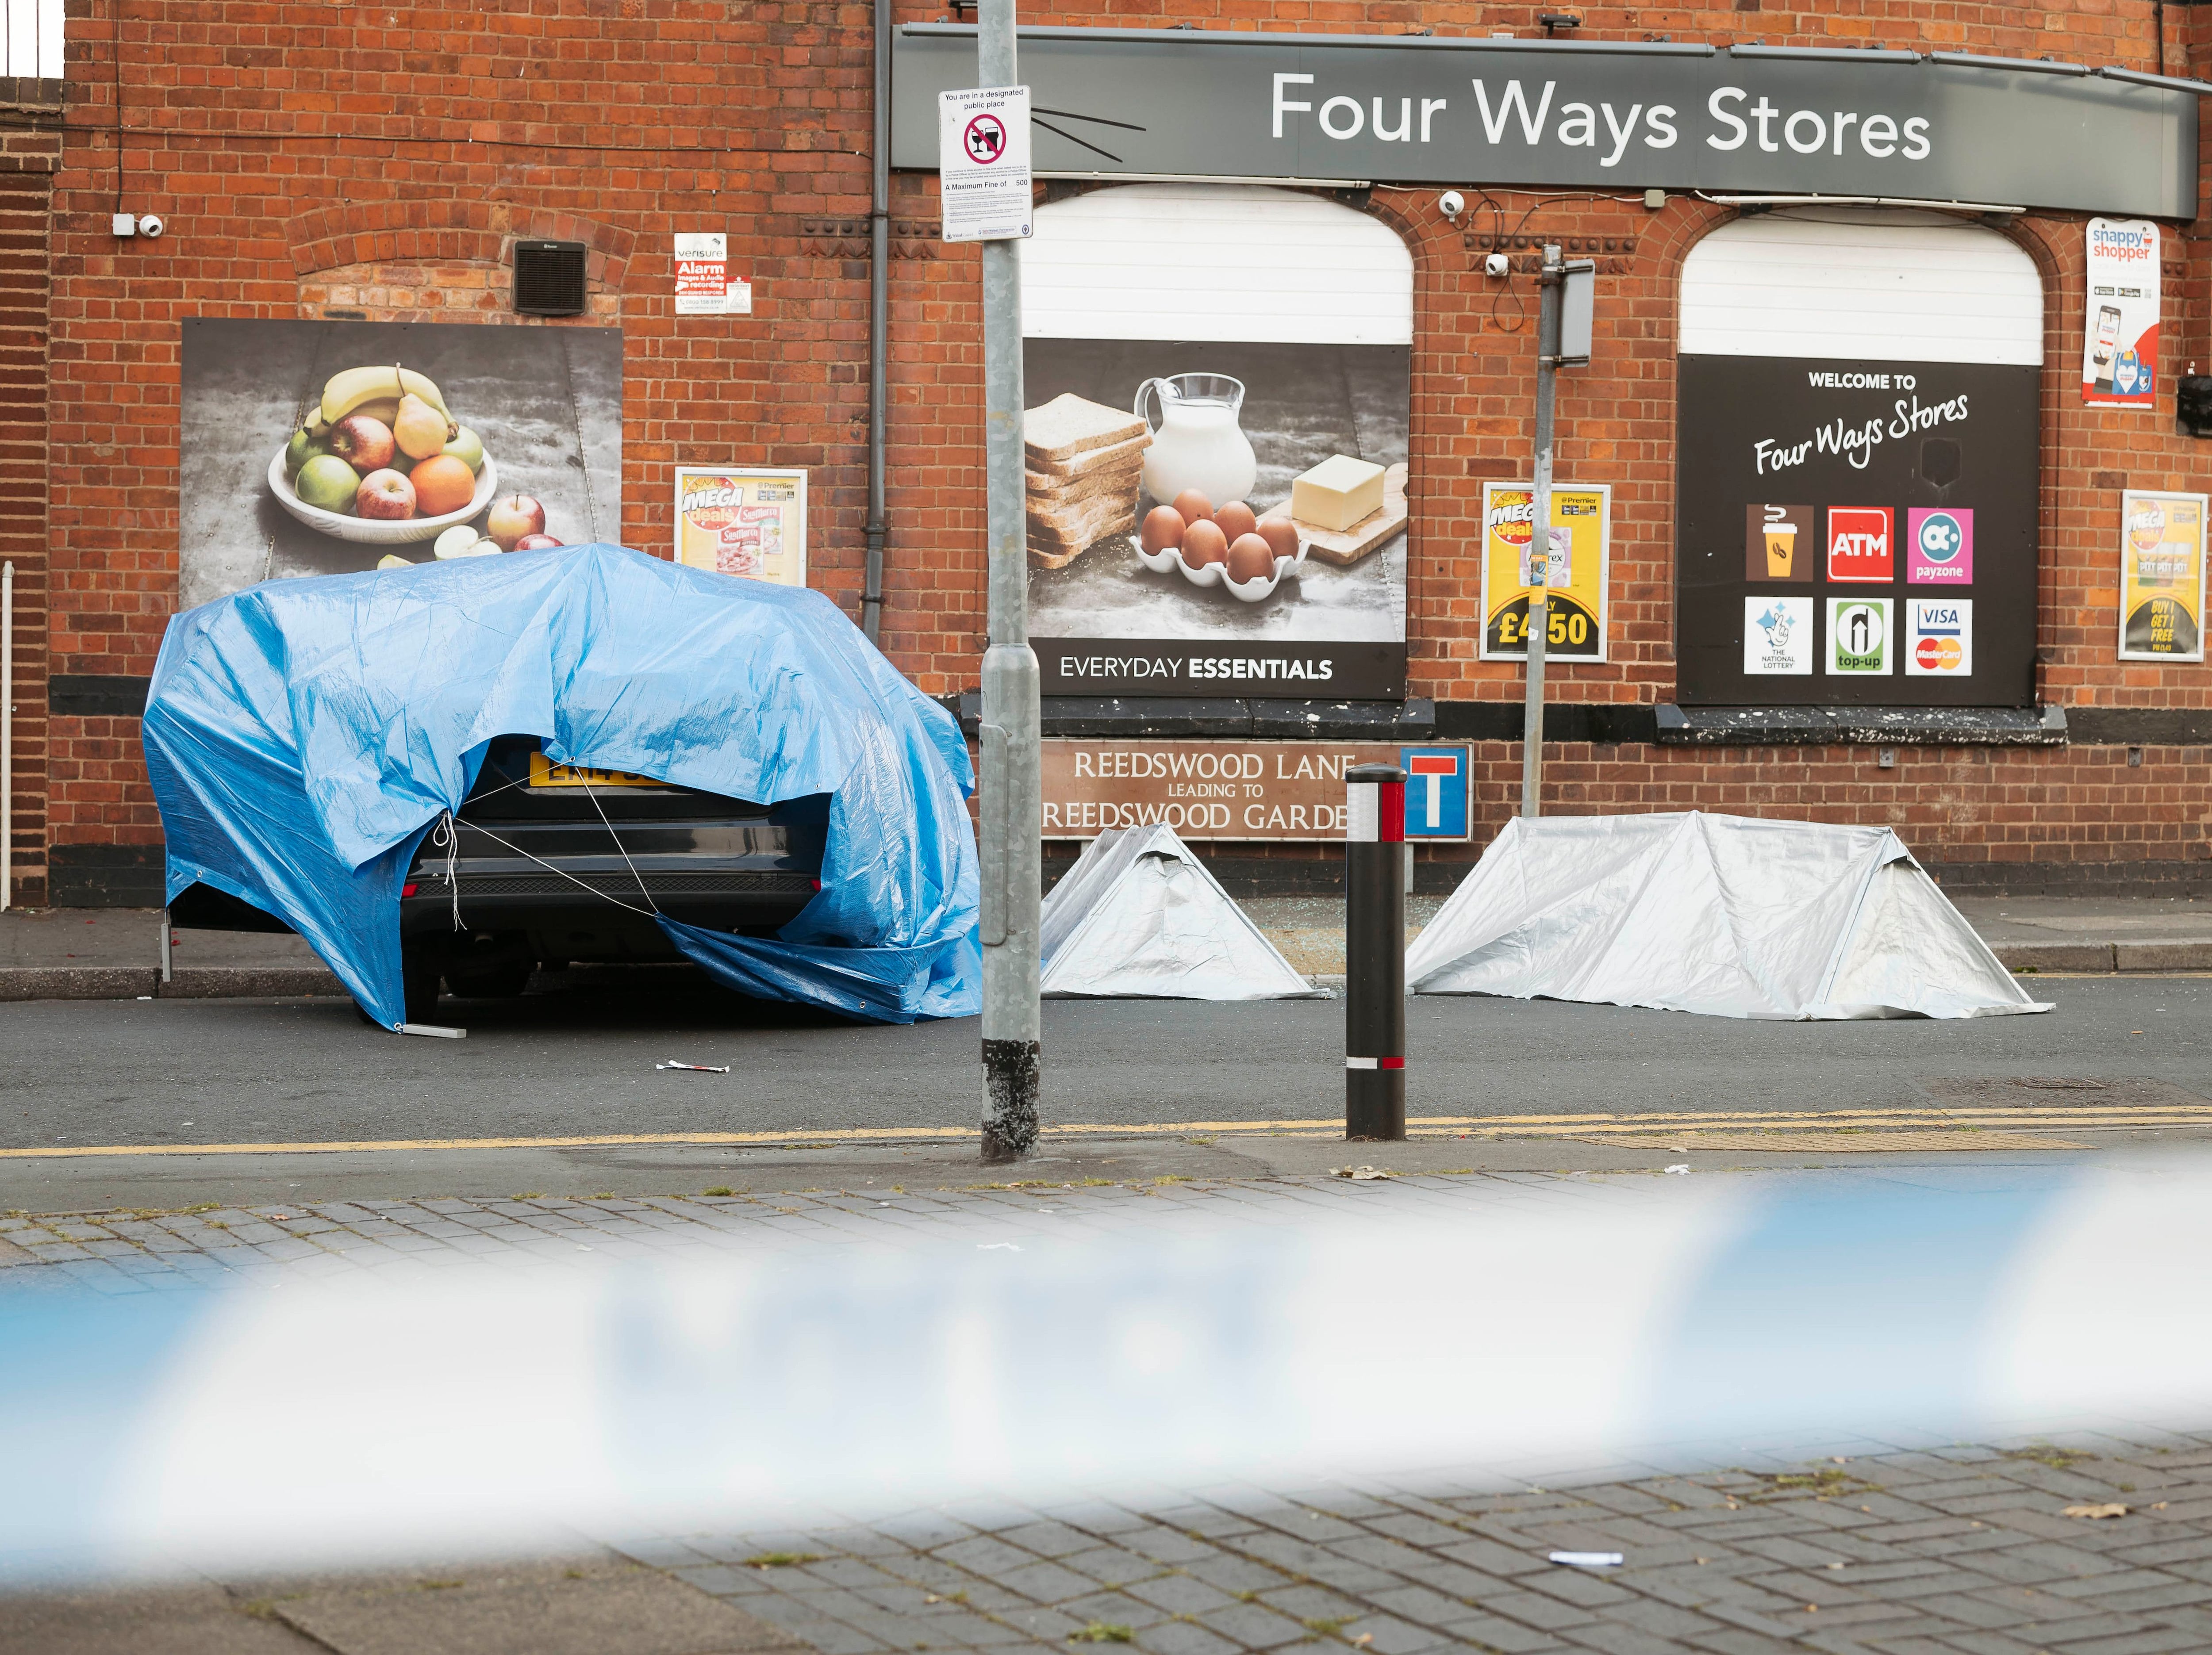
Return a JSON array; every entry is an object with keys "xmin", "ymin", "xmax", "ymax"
[{"xmin": 1827, "ymin": 506, "xmax": 1895, "ymax": 582}]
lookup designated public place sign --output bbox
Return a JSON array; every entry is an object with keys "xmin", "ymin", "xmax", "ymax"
[{"xmin": 939, "ymin": 85, "xmax": 1033, "ymax": 242}]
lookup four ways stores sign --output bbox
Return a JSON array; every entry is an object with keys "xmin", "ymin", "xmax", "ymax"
[{"xmin": 893, "ymin": 28, "xmax": 2200, "ymax": 219}]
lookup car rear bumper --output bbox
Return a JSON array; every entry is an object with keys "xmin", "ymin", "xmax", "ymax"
[{"xmin": 400, "ymin": 864, "xmax": 819, "ymax": 962}]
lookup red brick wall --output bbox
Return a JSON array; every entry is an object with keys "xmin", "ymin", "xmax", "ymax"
[{"xmin": 31, "ymin": 1, "xmax": 2212, "ymax": 902}]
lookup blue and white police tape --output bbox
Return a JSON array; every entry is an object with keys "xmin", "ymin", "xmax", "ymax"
[{"xmin": 5, "ymin": 1159, "xmax": 2209, "ymax": 1578}]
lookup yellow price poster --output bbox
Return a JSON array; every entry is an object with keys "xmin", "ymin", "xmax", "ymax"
[
  {"xmin": 1479, "ymin": 481, "xmax": 1610, "ymax": 662},
  {"xmin": 674, "ymin": 465, "xmax": 807, "ymax": 587},
  {"xmin": 2120, "ymin": 489, "xmax": 2206, "ymax": 661}
]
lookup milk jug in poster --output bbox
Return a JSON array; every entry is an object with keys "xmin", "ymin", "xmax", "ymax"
[{"xmin": 1133, "ymin": 373, "xmax": 1256, "ymax": 508}]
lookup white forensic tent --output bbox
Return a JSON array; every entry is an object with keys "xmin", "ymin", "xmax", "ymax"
[
  {"xmin": 1039, "ymin": 824, "xmax": 1317, "ymax": 1000},
  {"xmin": 1405, "ymin": 813, "xmax": 2049, "ymax": 1021}
]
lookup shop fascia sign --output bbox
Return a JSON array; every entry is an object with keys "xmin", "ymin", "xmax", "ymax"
[{"xmin": 891, "ymin": 26, "xmax": 2200, "ymax": 219}]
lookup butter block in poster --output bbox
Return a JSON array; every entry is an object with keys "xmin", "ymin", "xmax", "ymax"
[
  {"xmin": 1480, "ymin": 482, "xmax": 1610, "ymax": 662},
  {"xmin": 2119, "ymin": 489, "xmax": 2206, "ymax": 661},
  {"xmin": 674, "ymin": 466, "xmax": 807, "ymax": 587}
]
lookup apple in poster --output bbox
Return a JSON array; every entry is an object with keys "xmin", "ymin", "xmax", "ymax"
[
  {"xmin": 486, "ymin": 494, "xmax": 546, "ymax": 551},
  {"xmin": 328, "ymin": 414, "xmax": 397, "ymax": 473},
  {"xmin": 355, "ymin": 468, "xmax": 417, "ymax": 520}
]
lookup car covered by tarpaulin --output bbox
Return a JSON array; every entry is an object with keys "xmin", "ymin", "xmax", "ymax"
[{"xmin": 143, "ymin": 545, "xmax": 980, "ymax": 1029}]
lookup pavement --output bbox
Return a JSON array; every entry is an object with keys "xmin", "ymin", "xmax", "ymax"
[
  {"xmin": 7, "ymin": 890, "xmax": 2212, "ymax": 1000},
  {"xmin": 10, "ymin": 1165, "xmax": 2212, "ymax": 1654}
]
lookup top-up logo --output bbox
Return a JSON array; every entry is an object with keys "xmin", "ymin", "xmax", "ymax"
[{"xmin": 1828, "ymin": 597, "xmax": 1892, "ymax": 674}]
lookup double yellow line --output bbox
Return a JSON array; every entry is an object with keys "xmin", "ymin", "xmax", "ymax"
[{"xmin": 3, "ymin": 1103, "xmax": 2206, "ymax": 1160}]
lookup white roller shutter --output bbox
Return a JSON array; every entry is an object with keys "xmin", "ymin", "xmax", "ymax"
[
  {"xmin": 1680, "ymin": 209, "xmax": 2043, "ymax": 366},
  {"xmin": 1020, "ymin": 182, "xmax": 1413, "ymax": 346}
]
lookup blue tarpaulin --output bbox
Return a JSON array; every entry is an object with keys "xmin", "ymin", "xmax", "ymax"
[{"xmin": 144, "ymin": 545, "xmax": 981, "ymax": 1029}]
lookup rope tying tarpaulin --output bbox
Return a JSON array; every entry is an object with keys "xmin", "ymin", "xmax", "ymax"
[{"xmin": 143, "ymin": 544, "xmax": 981, "ymax": 1028}]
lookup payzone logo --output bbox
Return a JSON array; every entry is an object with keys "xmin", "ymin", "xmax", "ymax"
[{"xmin": 1827, "ymin": 507, "xmax": 1894, "ymax": 582}]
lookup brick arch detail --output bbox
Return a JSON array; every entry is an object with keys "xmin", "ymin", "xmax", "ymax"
[{"xmin": 286, "ymin": 200, "xmax": 636, "ymax": 290}]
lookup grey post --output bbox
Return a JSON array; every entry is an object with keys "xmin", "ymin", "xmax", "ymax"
[
  {"xmin": 1520, "ymin": 244, "xmax": 1561, "ymax": 820},
  {"xmin": 976, "ymin": 0, "xmax": 1041, "ymax": 1162}
]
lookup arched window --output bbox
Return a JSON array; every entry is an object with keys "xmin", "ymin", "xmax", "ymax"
[
  {"xmin": 1019, "ymin": 184, "xmax": 1414, "ymax": 704},
  {"xmin": 1674, "ymin": 209, "xmax": 2043, "ymax": 708}
]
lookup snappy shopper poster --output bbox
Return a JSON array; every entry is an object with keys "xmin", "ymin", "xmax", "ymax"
[
  {"xmin": 1676, "ymin": 355, "xmax": 2038, "ymax": 706},
  {"xmin": 2083, "ymin": 219, "xmax": 2160, "ymax": 408}
]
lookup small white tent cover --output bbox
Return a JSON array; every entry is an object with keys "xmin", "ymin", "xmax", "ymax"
[
  {"xmin": 1405, "ymin": 812, "xmax": 2050, "ymax": 1021},
  {"xmin": 1040, "ymin": 824, "xmax": 1317, "ymax": 999}
]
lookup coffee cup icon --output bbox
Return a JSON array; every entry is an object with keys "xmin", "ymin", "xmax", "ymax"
[{"xmin": 1763, "ymin": 507, "xmax": 1796, "ymax": 577}]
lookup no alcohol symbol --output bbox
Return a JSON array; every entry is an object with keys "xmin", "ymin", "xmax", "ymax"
[{"xmin": 963, "ymin": 113, "xmax": 1007, "ymax": 164}]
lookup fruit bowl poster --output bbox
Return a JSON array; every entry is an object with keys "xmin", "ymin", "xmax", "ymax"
[
  {"xmin": 178, "ymin": 318, "xmax": 623, "ymax": 608},
  {"xmin": 1017, "ymin": 183, "xmax": 1412, "ymax": 700},
  {"xmin": 672, "ymin": 465, "xmax": 807, "ymax": 587}
]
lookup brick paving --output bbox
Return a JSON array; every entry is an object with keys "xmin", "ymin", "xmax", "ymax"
[
  {"xmin": 7, "ymin": 1171, "xmax": 2212, "ymax": 1651},
  {"xmin": 639, "ymin": 1439, "xmax": 2212, "ymax": 1655}
]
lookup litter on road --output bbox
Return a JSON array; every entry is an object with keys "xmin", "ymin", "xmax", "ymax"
[
  {"xmin": 1549, "ymin": 1552, "xmax": 1625, "ymax": 1568},
  {"xmin": 656, "ymin": 1061, "xmax": 731, "ymax": 1074},
  {"xmin": 2065, "ymin": 1502, "xmax": 2129, "ymax": 1519},
  {"xmin": 1332, "ymin": 1165, "xmax": 1394, "ymax": 1181}
]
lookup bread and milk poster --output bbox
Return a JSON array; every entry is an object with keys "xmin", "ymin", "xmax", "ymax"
[
  {"xmin": 1014, "ymin": 184, "xmax": 1412, "ymax": 701},
  {"xmin": 2082, "ymin": 219, "xmax": 2159, "ymax": 408}
]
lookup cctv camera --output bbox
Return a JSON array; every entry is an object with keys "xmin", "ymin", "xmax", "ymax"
[
  {"xmin": 1439, "ymin": 190, "xmax": 1465, "ymax": 219},
  {"xmin": 136, "ymin": 214, "xmax": 164, "ymax": 239},
  {"xmin": 1484, "ymin": 251, "xmax": 1510, "ymax": 279}
]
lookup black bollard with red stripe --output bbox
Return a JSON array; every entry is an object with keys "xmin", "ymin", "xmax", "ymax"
[{"xmin": 1344, "ymin": 762, "xmax": 1406, "ymax": 1142}]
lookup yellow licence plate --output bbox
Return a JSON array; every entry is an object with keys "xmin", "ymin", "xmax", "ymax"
[{"xmin": 527, "ymin": 751, "xmax": 663, "ymax": 789}]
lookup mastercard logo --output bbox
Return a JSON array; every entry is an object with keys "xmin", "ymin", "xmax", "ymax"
[{"xmin": 1915, "ymin": 636, "xmax": 1963, "ymax": 670}]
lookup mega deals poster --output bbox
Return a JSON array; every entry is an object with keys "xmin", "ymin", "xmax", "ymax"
[
  {"xmin": 1479, "ymin": 482, "xmax": 1610, "ymax": 661},
  {"xmin": 673, "ymin": 466, "xmax": 807, "ymax": 586},
  {"xmin": 2083, "ymin": 218, "xmax": 2161, "ymax": 408},
  {"xmin": 2119, "ymin": 489, "xmax": 2207, "ymax": 661}
]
